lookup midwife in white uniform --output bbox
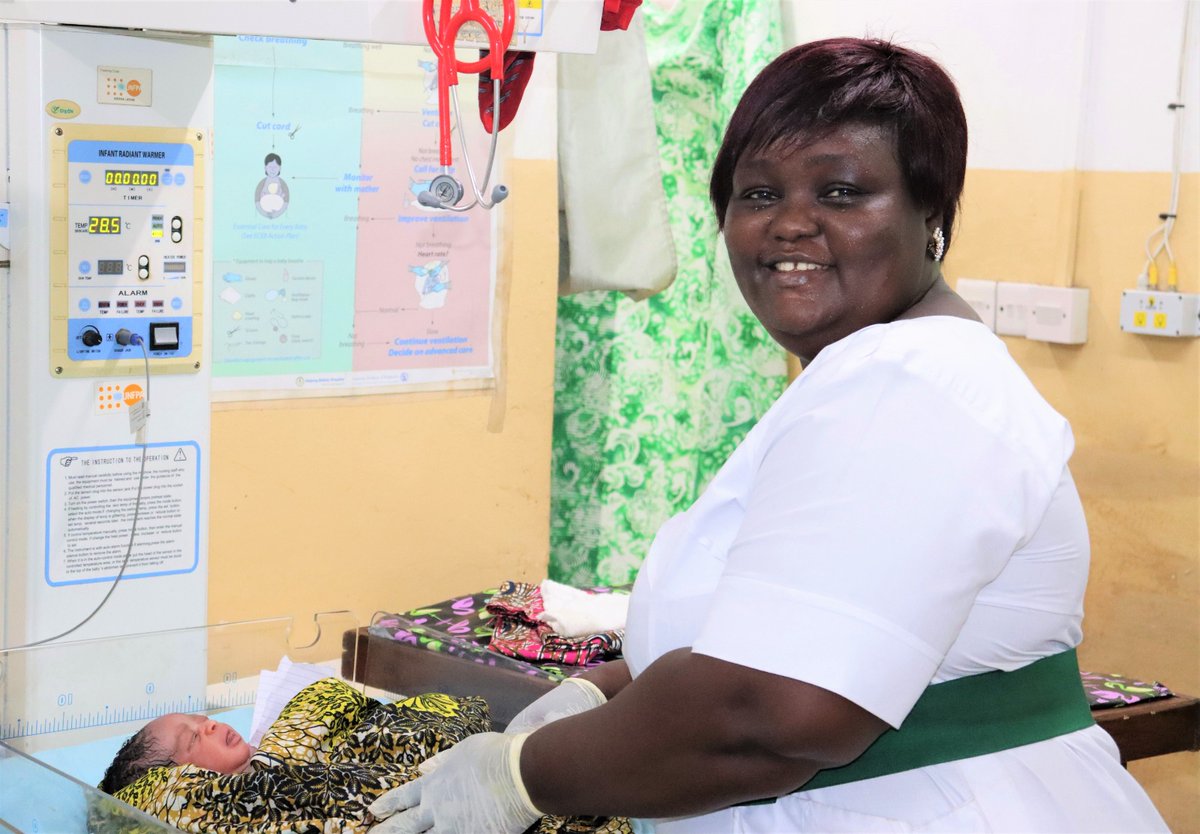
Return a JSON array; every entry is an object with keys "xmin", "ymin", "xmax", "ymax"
[{"xmin": 368, "ymin": 37, "xmax": 1170, "ymax": 834}]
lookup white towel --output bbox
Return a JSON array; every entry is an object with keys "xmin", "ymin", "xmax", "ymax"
[
  {"xmin": 557, "ymin": 16, "xmax": 677, "ymax": 300},
  {"xmin": 539, "ymin": 579, "xmax": 630, "ymax": 637}
]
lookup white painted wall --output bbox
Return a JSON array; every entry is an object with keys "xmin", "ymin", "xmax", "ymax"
[{"xmin": 781, "ymin": 0, "xmax": 1198, "ymax": 173}]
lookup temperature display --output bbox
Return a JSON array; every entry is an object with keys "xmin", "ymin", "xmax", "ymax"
[
  {"xmin": 105, "ymin": 169, "xmax": 159, "ymax": 186},
  {"xmin": 88, "ymin": 216, "xmax": 122, "ymax": 234},
  {"xmin": 98, "ymin": 259, "xmax": 124, "ymax": 275}
]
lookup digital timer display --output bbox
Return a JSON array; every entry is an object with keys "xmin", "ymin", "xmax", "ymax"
[
  {"xmin": 87, "ymin": 216, "xmax": 122, "ymax": 234},
  {"xmin": 105, "ymin": 169, "xmax": 159, "ymax": 186}
]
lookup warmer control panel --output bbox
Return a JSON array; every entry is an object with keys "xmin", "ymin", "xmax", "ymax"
[{"xmin": 50, "ymin": 125, "xmax": 205, "ymax": 377}]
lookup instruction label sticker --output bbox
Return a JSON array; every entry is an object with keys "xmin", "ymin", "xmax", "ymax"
[{"xmin": 45, "ymin": 442, "xmax": 201, "ymax": 586}]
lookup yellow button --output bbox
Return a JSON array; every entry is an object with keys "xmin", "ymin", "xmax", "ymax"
[
  {"xmin": 1153, "ymin": 313, "xmax": 1168, "ymax": 329},
  {"xmin": 1133, "ymin": 311, "xmax": 1147, "ymax": 327}
]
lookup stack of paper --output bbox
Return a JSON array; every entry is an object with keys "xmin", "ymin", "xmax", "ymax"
[{"xmin": 248, "ymin": 656, "xmax": 335, "ymax": 745}]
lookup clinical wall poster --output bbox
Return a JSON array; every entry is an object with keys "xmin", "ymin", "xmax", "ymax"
[{"xmin": 211, "ymin": 36, "xmax": 497, "ymax": 400}]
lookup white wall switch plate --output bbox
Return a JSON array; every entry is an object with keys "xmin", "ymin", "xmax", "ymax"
[
  {"xmin": 1026, "ymin": 286, "xmax": 1089, "ymax": 344},
  {"xmin": 1119, "ymin": 290, "xmax": 1200, "ymax": 337},
  {"xmin": 955, "ymin": 278, "xmax": 997, "ymax": 331},
  {"xmin": 995, "ymin": 282, "xmax": 1035, "ymax": 336}
]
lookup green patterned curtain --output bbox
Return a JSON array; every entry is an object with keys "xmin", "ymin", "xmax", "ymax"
[{"xmin": 549, "ymin": 0, "xmax": 786, "ymax": 586}]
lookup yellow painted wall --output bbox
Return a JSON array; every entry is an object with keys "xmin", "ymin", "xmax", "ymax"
[
  {"xmin": 207, "ymin": 158, "xmax": 558, "ymax": 629},
  {"xmin": 954, "ymin": 170, "xmax": 1199, "ymax": 829}
]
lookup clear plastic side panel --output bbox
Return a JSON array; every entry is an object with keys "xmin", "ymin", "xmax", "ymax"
[
  {"xmin": 0, "ymin": 742, "xmax": 179, "ymax": 833},
  {"xmin": 0, "ymin": 613, "xmax": 358, "ymax": 832}
]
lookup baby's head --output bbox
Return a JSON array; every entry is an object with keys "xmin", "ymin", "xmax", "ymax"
[{"xmin": 100, "ymin": 714, "xmax": 255, "ymax": 794}]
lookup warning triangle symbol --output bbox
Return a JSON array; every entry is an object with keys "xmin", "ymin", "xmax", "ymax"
[{"xmin": 174, "ymin": 448, "xmax": 188, "ymax": 462}]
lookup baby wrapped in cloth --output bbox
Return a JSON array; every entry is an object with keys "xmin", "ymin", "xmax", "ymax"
[{"xmin": 108, "ymin": 677, "xmax": 630, "ymax": 834}]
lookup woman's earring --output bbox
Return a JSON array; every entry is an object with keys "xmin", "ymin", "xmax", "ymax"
[{"xmin": 927, "ymin": 227, "xmax": 945, "ymax": 262}]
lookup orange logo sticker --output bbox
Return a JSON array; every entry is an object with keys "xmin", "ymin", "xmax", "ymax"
[
  {"xmin": 123, "ymin": 383, "xmax": 144, "ymax": 406},
  {"xmin": 126, "ymin": 79, "xmax": 142, "ymax": 97},
  {"xmin": 97, "ymin": 383, "xmax": 120, "ymax": 410}
]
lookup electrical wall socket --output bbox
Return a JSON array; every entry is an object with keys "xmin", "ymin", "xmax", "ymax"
[
  {"xmin": 995, "ymin": 282, "xmax": 1034, "ymax": 336},
  {"xmin": 1025, "ymin": 286, "xmax": 1089, "ymax": 344},
  {"xmin": 1119, "ymin": 290, "xmax": 1200, "ymax": 337},
  {"xmin": 955, "ymin": 278, "xmax": 997, "ymax": 331}
]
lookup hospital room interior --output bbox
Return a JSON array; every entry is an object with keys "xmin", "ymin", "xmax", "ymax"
[{"xmin": 1, "ymin": 0, "xmax": 1197, "ymax": 832}]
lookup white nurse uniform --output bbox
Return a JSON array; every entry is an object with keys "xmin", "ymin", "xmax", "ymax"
[{"xmin": 623, "ymin": 317, "xmax": 1168, "ymax": 833}]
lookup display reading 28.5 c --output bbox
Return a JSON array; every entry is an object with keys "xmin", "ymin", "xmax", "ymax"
[
  {"xmin": 105, "ymin": 169, "xmax": 159, "ymax": 186},
  {"xmin": 87, "ymin": 216, "xmax": 122, "ymax": 234}
]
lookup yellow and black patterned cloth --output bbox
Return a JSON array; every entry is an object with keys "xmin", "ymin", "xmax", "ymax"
[{"xmin": 112, "ymin": 678, "xmax": 630, "ymax": 834}]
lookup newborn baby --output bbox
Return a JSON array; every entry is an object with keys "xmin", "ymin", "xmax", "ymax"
[{"xmin": 100, "ymin": 679, "xmax": 485, "ymax": 833}]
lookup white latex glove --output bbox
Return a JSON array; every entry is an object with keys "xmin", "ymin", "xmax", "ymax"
[
  {"xmin": 504, "ymin": 677, "xmax": 607, "ymax": 735},
  {"xmin": 368, "ymin": 731, "xmax": 541, "ymax": 834}
]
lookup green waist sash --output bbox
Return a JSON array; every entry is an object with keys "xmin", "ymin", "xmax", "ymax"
[{"xmin": 753, "ymin": 648, "xmax": 1095, "ymax": 801}]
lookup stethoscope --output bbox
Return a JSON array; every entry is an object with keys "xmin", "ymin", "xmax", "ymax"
[{"xmin": 419, "ymin": 0, "xmax": 515, "ymax": 211}]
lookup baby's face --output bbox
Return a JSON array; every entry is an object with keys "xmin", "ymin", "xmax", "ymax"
[{"xmin": 148, "ymin": 713, "xmax": 255, "ymax": 774}]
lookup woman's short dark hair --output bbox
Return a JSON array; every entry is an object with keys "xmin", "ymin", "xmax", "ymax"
[
  {"xmin": 710, "ymin": 38, "xmax": 968, "ymax": 252},
  {"xmin": 99, "ymin": 727, "xmax": 174, "ymax": 795}
]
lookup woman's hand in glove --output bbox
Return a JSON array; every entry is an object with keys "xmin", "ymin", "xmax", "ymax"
[
  {"xmin": 368, "ymin": 731, "xmax": 542, "ymax": 834},
  {"xmin": 505, "ymin": 677, "xmax": 607, "ymax": 735}
]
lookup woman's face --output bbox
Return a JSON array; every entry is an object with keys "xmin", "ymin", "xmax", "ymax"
[
  {"xmin": 722, "ymin": 121, "xmax": 938, "ymax": 362},
  {"xmin": 147, "ymin": 713, "xmax": 255, "ymax": 774}
]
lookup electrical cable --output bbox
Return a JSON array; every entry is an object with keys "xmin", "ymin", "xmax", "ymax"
[
  {"xmin": 1140, "ymin": 4, "xmax": 1191, "ymax": 290},
  {"xmin": 8, "ymin": 336, "xmax": 151, "ymax": 648}
]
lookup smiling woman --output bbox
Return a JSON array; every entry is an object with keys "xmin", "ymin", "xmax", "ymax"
[
  {"xmin": 711, "ymin": 38, "xmax": 972, "ymax": 364},
  {"xmin": 721, "ymin": 121, "xmax": 949, "ymax": 361},
  {"xmin": 363, "ymin": 38, "xmax": 1171, "ymax": 834}
]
